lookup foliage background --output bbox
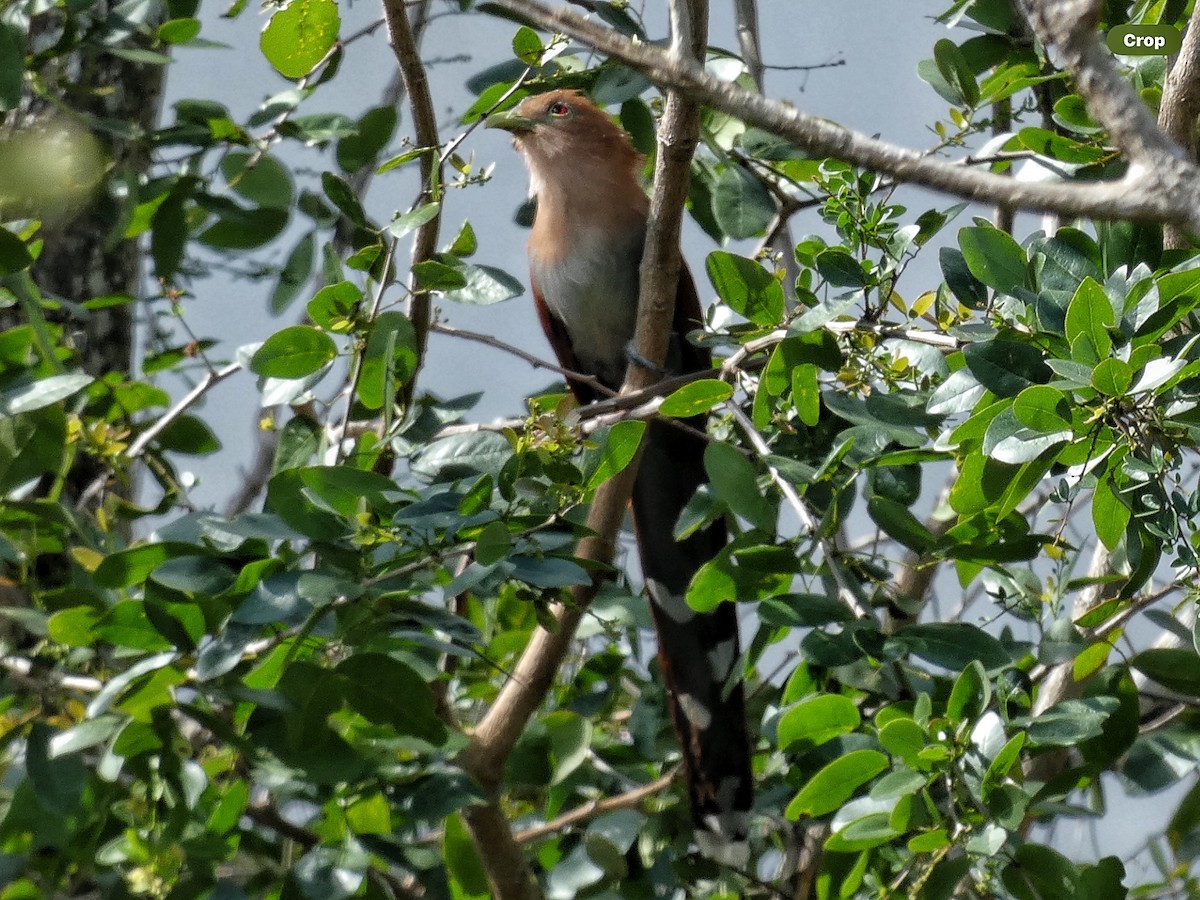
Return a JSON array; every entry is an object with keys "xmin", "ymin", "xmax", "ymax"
[{"xmin": 2, "ymin": 0, "xmax": 1200, "ymax": 898}]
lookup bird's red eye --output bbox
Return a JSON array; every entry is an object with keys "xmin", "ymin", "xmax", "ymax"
[{"xmin": 548, "ymin": 100, "xmax": 570, "ymax": 117}]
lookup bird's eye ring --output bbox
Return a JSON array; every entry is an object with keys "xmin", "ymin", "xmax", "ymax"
[{"xmin": 548, "ymin": 100, "xmax": 570, "ymax": 117}]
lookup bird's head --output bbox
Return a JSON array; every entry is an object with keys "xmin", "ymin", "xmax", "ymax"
[{"xmin": 486, "ymin": 89, "xmax": 642, "ymax": 198}]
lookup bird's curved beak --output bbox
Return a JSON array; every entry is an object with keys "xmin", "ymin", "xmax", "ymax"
[{"xmin": 485, "ymin": 109, "xmax": 536, "ymax": 134}]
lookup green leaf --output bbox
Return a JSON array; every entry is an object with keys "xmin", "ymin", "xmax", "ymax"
[
  {"xmin": 511, "ymin": 25, "xmax": 543, "ymax": 65},
  {"xmin": 336, "ymin": 105, "xmax": 398, "ymax": 174},
  {"xmin": 866, "ymin": 496, "xmax": 937, "ymax": 553},
  {"xmin": 705, "ymin": 251, "xmax": 785, "ymax": 326},
  {"xmin": 151, "ymin": 193, "xmax": 187, "ymax": 280},
  {"xmin": 0, "ymin": 226, "xmax": 33, "ymax": 275},
  {"xmin": 1016, "ymin": 127, "xmax": 1106, "ymax": 164},
  {"xmin": 1091, "ymin": 357, "xmax": 1133, "ymax": 396},
  {"xmin": 1092, "ymin": 474, "xmax": 1129, "ymax": 552},
  {"xmin": 443, "ymin": 813, "xmax": 490, "ymax": 896},
  {"xmin": 927, "ymin": 367, "xmax": 986, "ymax": 416},
  {"xmin": 758, "ymin": 593, "xmax": 855, "ymax": 627},
  {"xmin": 158, "ymin": 16, "xmax": 201, "ymax": 43},
  {"xmin": 48, "ymin": 715, "xmax": 125, "ymax": 757},
  {"xmin": 1026, "ymin": 697, "xmax": 1119, "ymax": 746},
  {"xmin": 198, "ymin": 205, "xmax": 288, "ymax": 249},
  {"xmin": 815, "ymin": 248, "xmax": 867, "ymax": 288},
  {"xmin": 886, "ymin": 623, "xmax": 1010, "ymax": 670},
  {"xmin": 947, "ymin": 660, "xmax": 990, "ymax": 726},
  {"xmin": 1064, "ymin": 277, "xmax": 1113, "ymax": 356},
  {"xmin": 95, "ymin": 543, "xmax": 195, "ymax": 588},
  {"xmin": 991, "ymin": 428, "xmax": 1069, "ymax": 465},
  {"xmin": 337, "ymin": 653, "xmax": 447, "ymax": 744},
  {"xmin": 688, "ymin": 547, "xmax": 738, "ymax": 613},
  {"xmin": 704, "ymin": 441, "xmax": 776, "ymax": 531},
  {"xmin": 271, "ymin": 232, "xmax": 316, "ymax": 313},
  {"xmin": 346, "ymin": 792, "xmax": 391, "ymax": 835},
  {"xmin": 659, "ymin": 379, "xmax": 732, "ymax": 418},
  {"xmin": 777, "ymin": 694, "xmax": 861, "ymax": 750},
  {"xmin": 958, "ymin": 225, "xmax": 1027, "ymax": 295},
  {"xmin": 0, "ymin": 372, "xmax": 93, "ymax": 416},
  {"xmin": 295, "ymin": 466, "xmax": 397, "ymax": 517},
  {"xmin": 156, "ymin": 415, "xmax": 221, "ymax": 455},
  {"xmin": 27, "ymin": 723, "xmax": 86, "ymax": 816},
  {"xmin": 510, "ymin": 555, "xmax": 590, "ymax": 589},
  {"xmin": 1131, "ymin": 648, "xmax": 1200, "ymax": 696},
  {"xmin": 321, "ymin": 171, "xmax": 370, "ymax": 228},
  {"xmin": 231, "ymin": 572, "xmax": 312, "ymax": 625},
  {"xmin": 878, "ymin": 717, "xmax": 926, "ymax": 768},
  {"xmin": 250, "ymin": 325, "xmax": 337, "ymax": 378},
  {"xmin": 908, "ymin": 829, "xmax": 952, "ymax": 853},
  {"xmin": 357, "ymin": 311, "xmax": 418, "ymax": 410},
  {"xmin": 940, "ymin": 246, "xmax": 989, "ymax": 307},
  {"xmin": 712, "ymin": 165, "xmax": 775, "ymax": 240},
  {"xmin": 260, "ymin": 0, "xmax": 340, "ymax": 79},
  {"xmin": 785, "ymin": 749, "xmax": 889, "ymax": 819},
  {"xmin": 220, "ymin": 152, "xmax": 294, "ymax": 209},
  {"xmin": 962, "ymin": 340, "xmax": 1050, "ymax": 397},
  {"xmin": 792, "ymin": 363, "xmax": 820, "ymax": 426},
  {"xmin": 387, "ymin": 202, "xmax": 440, "ymax": 240},
  {"xmin": 442, "ymin": 262, "xmax": 523, "ymax": 305},
  {"xmin": 1011, "ymin": 385, "xmax": 1071, "ymax": 434},
  {"xmin": 474, "ymin": 520, "xmax": 511, "ymax": 567},
  {"xmin": 933, "ymin": 39, "xmax": 980, "ymax": 106},
  {"xmin": 1003, "ymin": 844, "xmax": 1082, "ymax": 900},
  {"xmin": 0, "ymin": 408, "xmax": 66, "ymax": 493},
  {"xmin": 0, "ymin": 23, "xmax": 24, "ymax": 113},
  {"xmin": 412, "ymin": 431, "xmax": 513, "ymax": 481},
  {"xmin": 585, "ymin": 420, "xmax": 645, "ymax": 490},
  {"xmin": 447, "ymin": 221, "xmax": 478, "ymax": 258},
  {"xmin": 1054, "ymin": 94, "xmax": 1101, "ymax": 134},
  {"xmin": 545, "ymin": 710, "xmax": 591, "ymax": 785},
  {"xmin": 982, "ymin": 732, "xmax": 1026, "ymax": 799},
  {"xmin": 412, "ymin": 259, "xmax": 468, "ymax": 292},
  {"xmin": 308, "ymin": 280, "xmax": 362, "ymax": 331}
]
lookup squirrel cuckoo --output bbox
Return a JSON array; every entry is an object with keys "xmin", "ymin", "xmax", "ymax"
[{"xmin": 487, "ymin": 90, "xmax": 752, "ymax": 863}]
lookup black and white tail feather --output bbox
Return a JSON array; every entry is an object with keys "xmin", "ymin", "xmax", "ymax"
[{"xmin": 634, "ymin": 417, "xmax": 754, "ymax": 865}]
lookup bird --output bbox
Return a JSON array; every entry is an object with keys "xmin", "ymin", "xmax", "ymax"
[{"xmin": 487, "ymin": 88, "xmax": 753, "ymax": 864}]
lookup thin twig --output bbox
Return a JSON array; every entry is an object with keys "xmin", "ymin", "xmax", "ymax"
[
  {"xmin": 430, "ymin": 321, "xmax": 614, "ymax": 397},
  {"xmin": 512, "ymin": 770, "xmax": 678, "ymax": 844}
]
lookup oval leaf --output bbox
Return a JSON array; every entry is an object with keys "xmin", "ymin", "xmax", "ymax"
[{"xmin": 251, "ymin": 325, "xmax": 337, "ymax": 378}]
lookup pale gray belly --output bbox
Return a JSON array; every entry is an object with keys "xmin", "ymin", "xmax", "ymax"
[{"xmin": 530, "ymin": 228, "xmax": 644, "ymax": 387}]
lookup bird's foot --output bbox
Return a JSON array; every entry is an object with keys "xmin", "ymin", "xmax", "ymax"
[{"xmin": 625, "ymin": 340, "xmax": 666, "ymax": 377}]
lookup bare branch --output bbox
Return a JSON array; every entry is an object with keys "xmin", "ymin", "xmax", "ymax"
[
  {"xmin": 488, "ymin": 0, "xmax": 1200, "ymax": 231},
  {"xmin": 513, "ymin": 770, "xmax": 678, "ymax": 844},
  {"xmin": 383, "ymin": 0, "xmax": 443, "ymax": 407},
  {"xmin": 430, "ymin": 321, "xmax": 615, "ymax": 397},
  {"xmin": 1159, "ymin": 6, "xmax": 1200, "ymax": 248}
]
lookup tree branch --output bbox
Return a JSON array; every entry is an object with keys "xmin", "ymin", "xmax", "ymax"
[
  {"xmin": 488, "ymin": 0, "xmax": 1200, "ymax": 231},
  {"xmin": 512, "ymin": 770, "xmax": 678, "ymax": 844},
  {"xmin": 1158, "ymin": 5, "xmax": 1200, "ymax": 249},
  {"xmin": 382, "ymin": 0, "xmax": 442, "ymax": 408},
  {"xmin": 453, "ymin": 4, "xmax": 709, "ymax": 896}
]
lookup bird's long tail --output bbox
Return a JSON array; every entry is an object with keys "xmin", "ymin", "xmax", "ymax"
[{"xmin": 631, "ymin": 418, "xmax": 753, "ymax": 866}]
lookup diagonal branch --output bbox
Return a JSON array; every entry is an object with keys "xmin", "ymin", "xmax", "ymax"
[{"xmin": 488, "ymin": 0, "xmax": 1200, "ymax": 231}]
